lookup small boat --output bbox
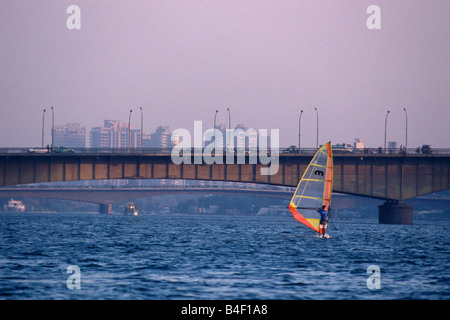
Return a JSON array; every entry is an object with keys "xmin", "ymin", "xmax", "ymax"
[
  {"xmin": 4, "ymin": 199, "xmax": 26, "ymax": 212},
  {"xmin": 124, "ymin": 202, "xmax": 138, "ymax": 216}
]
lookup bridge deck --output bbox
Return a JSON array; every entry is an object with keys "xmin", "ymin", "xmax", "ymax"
[{"xmin": 0, "ymin": 150, "xmax": 449, "ymax": 201}]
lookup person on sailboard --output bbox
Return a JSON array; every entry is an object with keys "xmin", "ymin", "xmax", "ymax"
[{"xmin": 316, "ymin": 205, "xmax": 328, "ymax": 238}]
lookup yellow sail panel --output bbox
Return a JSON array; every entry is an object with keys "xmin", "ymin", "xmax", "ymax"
[
  {"xmin": 308, "ymin": 218, "xmax": 320, "ymax": 231},
  {"xmin": 289, "ymin": 142, "xmax": 333, "ymax": 233},
  {"xmin": 288, "ymin": 204, "xmax": 319, "ymax": 232}
]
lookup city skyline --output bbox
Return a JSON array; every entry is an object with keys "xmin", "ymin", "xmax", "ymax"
[
  {"xmin": 1, "ymin": 1, "xmax": 449, "ymax": 148},
  {"xmin": 50, "ymin": 117, "xmax": 410, "ymax": 153},
  {"xmin": 52, "ymin": 119, "xmax": 275, "ymax": 149}
]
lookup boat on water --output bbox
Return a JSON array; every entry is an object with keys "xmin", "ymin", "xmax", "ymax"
[
  {"xmin": 3, "ymin": 199, "xmax": 26, "ymax": 212},
  {"xmin": 124, "ymin": 202, "xmax": 138, "ymax": 216},
  {"xmin": 288, "ymin": 142, "xmax": 333, "ymax": 238}
]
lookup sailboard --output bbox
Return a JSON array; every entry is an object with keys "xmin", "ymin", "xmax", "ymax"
[{"xmin": 288, "ymin": 142, "xmax": 333, "ymax": 234}]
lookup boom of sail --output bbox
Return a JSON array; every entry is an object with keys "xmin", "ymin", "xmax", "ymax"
[{"xmin": 288, "ymin": 142, "xmax": 333, "ymax": 232}]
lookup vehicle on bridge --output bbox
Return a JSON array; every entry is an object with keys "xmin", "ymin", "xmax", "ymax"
[
  {"xmin": 417, "ymin": 144, "xmax": 432, "ymax": 154},
  {"xmin": 282, "ymin": 145, "xmax": 300, "ymax": 153},
  {"xmin": 52, "ymin": 146, "xmax": 75, "ymax": 154},
  {"xmin": 331, "ymin": 143, "xmax": 353, "ymax": 153},
  {"xmin": 28, "ymin": 146, "xmax": 50, "ymax": 153}
]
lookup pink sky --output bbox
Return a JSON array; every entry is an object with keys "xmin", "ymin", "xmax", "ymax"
[{"xmin": 0, "ymin": 0, "xmax": 448, "ymax": 148}]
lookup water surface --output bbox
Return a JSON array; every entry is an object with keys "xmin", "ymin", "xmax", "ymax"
[{"xmin": 0, "ymin": 212, "xmax": 448, "ymax": 299}]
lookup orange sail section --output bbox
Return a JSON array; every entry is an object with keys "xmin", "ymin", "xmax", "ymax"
[
  {"xmin": 288, "ymin": 204, "xmax": 319, "ymax": 232},
  {"xmin": 289, "ymin": 142, "xmax": 333, "ymax": 233}
]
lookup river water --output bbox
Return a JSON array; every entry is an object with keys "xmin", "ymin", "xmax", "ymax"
[{"xmin": 0, "ymin": 212, "xmax": 448, "ymax": 300}]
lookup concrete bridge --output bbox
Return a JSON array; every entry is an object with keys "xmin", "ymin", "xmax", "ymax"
[
  {"xmin": 0, "ymin": 186, "xmax": 292, "ymax": 214},
  {"xmin": 0, "ymin": 148, "xmax": 449, "ymax": 223},
  {"xmin": 0, "ymin": 186, "xmax": 447, "ymax": 219}
]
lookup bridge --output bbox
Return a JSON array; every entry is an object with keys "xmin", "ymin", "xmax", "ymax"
[
  {"xmin": 0, "ymin": 186, "xmax": 293, "ymax": 214},
  {"xmin": 0, "ymin": 148, "xmax": 449, "ymax": 223},
  {"xmin": 1, "ymin": 186, "xmax": 447, "ymax": 217}
]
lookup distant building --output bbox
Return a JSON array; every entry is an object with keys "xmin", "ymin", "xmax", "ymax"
[
  {"xmin": 141, "ymin": 132, "xmax": 152, "ymax": 148},
  {"xmin": 233, "ymin": 124, "xmax": 258, "ymax": 149},
  {"xmin": 211, "ymin": 124, "xmax": 260, "ymax": 149},
  {"xmin": 214, "ymin": 124, "xmax": 227, "ymax": 149},
  {"xmin": 148, "ymin": 126, "xmax": 174, "ymax": 149},
  {"xmin": 54, "ymin": 123, "xmax": 86, "ymax": 148},
  {"xmin": 215, "ymin": 124, "xmax": 264, "ymax": 149},
  {"xmin": 90, "ymin": 120, "xmax": 141, "ymax": 148},
  {"xmin": 388, "ymin": 141, "xmax": 397, "ymax": 150},
  {"xmin": 354, "ymin": 138, "xmax": 364, "ymax": 150}
]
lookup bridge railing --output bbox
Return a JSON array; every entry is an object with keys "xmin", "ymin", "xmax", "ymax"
[{"xmin": 0, "ymin": 147, "xmax": 449, "ymax": 155}]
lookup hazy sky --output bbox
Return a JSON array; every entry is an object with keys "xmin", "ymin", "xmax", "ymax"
[{"xmin": 1, "ymin": 0, "xmax": 448, "ymax": 148}]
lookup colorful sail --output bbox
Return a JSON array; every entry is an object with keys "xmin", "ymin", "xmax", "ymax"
[{"xmin": 288, "ymin": 142, "xmax": 333, "ymax": 233}]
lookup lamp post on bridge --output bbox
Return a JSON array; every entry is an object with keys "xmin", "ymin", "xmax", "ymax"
[
  {"xmin": 128, "ymin": 109, "xmax": 133, "ymax": 151},
  {"xmin": 41, "ymin": 109, "xmax": 46, "ymax": 147},
  {"xmin": 315, "ymin": 107, "xmax": 319, "ymax": 149},
  {"xmin": 384, "ymin": 110, "xmax": 390, "ymax": 153},
  {"xmin": 403, "ymin": 108, "xmax": 408, "ymax": 153},
  {"xmin": 140, "ymin": 107, "xmax": 143, "ymax": 151},
  {"xmin": 51, "ymin": 107, "xmax": 54, "ymax": 152},
  {"xmin": 214, "ymin": 110, "xmax": 218, "ymax": 150},
  {"xmin": 227, "ymin": 108, "xmax": 231, "ymax": 148},
  {"xmin": 298, "ymin": 109, "xmax": 303, "ymax": 150}
]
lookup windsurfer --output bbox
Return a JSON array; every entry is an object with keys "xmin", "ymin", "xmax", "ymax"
[{"xmin": 317, "ymin": 205, "xmax": 328, "ymax": 238}]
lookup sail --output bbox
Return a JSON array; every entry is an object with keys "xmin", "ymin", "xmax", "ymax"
[{"xmin": 288, "ymin": 142, "xmax": 333, "ymax": 232}]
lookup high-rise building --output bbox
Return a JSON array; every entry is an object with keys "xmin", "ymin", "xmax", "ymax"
[
  {"xmin": 90, "ymin": 120, "xmax": 141, "ymax": 148},
  {"xmin": 388, "ymin": 141, "xmax": 397, "ymax": 150},
  {"xmin": 213, "ymin": 124, "xmax": 227, "ymax": 149},
  {"xmin": 141, "ymin": 132, "xmax": 152, "ymax": 148},
  {"xmin": 354, "ymin": 138, "xmax": 365, "ymax": 150},
  {"xmin": 148, "ymin": 126, "xmax": 173, "ymax": 149},
  {"xmin": 214, "ymin": 124, "xmax": 260, "ymax": 149},
  {"xmin": 233, "ymin": 124, "xmax": 258, "ymax": 149},
  {"xmin": 54, "ymin": 123, "xmax": 86, "ymax": 148}
]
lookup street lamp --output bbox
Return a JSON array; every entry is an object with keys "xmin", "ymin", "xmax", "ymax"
[
  {"xmin": 227, "ymin": 108, "xmax": 231, "ymax": 148},
  {"xmin": 128, "ymin": 109, "xmax": 133, "ymax": 150},
  {"xmin": 51, "ymin": 107, "xmax": 54, "ymax": 151},
  {"xmin": 298, "ymin": 109, "xmax": 303, "ymax": 150},
  {"xmin": 214, "ymin": 110, "xmax": 218, "ymax": 150},
  {"xmin": 403, "ymin": 108, "xmax": 408, "ymax": 153},
  {"xmin": 42, "ymin": 109, "xmax": 46, "ymax": 147},
  {"xmin": 315, "ymin": 107, "xmax": 319, "ymax": 149},
  {"xmin": 384, "ymin": 110, "xmax": 390, "ymax": 153},
  {"xmin": 140, "ymin": 107, "xmax": 143, "ymax": 151}
]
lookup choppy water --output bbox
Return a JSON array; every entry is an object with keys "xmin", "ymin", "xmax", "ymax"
[{"xmin": 0, "ymin": 212, "xmax": 448, "ymax": 300}]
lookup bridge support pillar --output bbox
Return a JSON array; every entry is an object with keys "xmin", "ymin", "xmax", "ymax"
[
  {"xmin": 99, "ymin": 204, "xmax": 112, "ymax": 215},
  {"xmin": 378, "ymin": 201, "xmax": 413, "ymax": 225}
]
